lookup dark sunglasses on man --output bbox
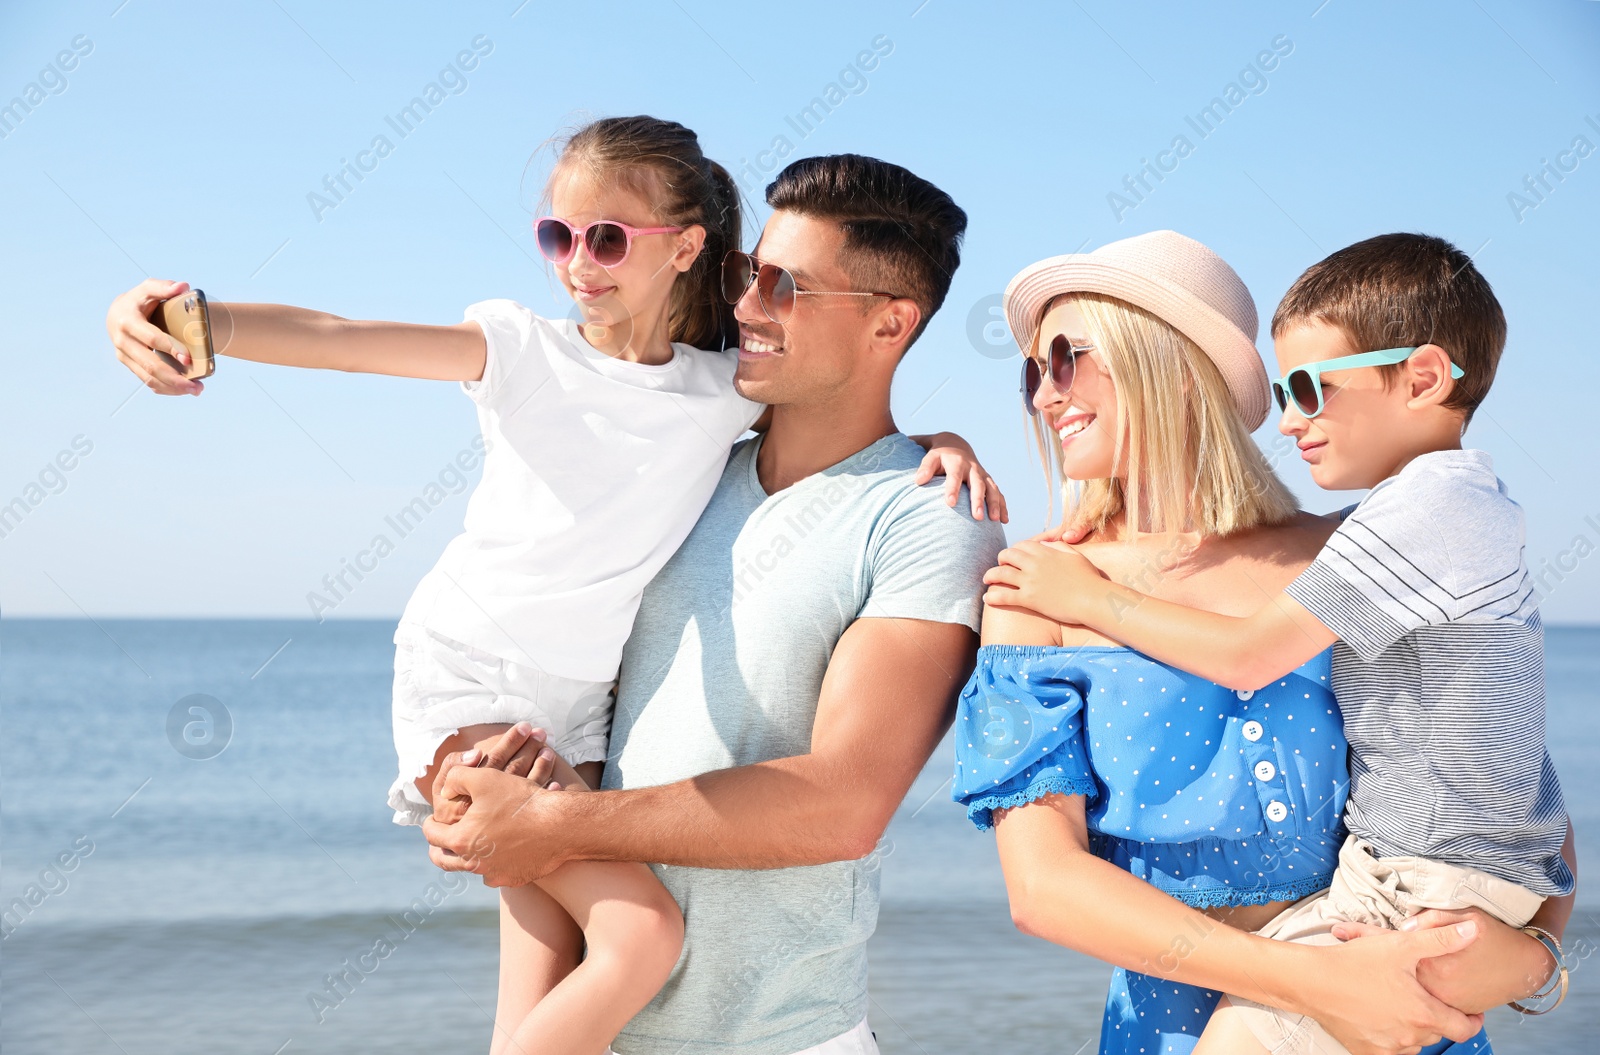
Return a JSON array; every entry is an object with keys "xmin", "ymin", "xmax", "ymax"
[{"xmin": 720, "ymin": 250, "xmax": 898, "ymax": 325}]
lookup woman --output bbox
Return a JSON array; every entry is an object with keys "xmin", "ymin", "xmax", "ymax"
[{"xmin": 959, "ymin": 231, "xmax": 1571, "ymax": 1055}]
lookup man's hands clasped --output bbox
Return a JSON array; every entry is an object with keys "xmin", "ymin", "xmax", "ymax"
[{"xmin": 423, "ymin": 721, "xmax": 573, "ymax": 887}]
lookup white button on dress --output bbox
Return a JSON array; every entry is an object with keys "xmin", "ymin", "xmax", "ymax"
[
  {"xmin": 1254, "ymin": 760, "xmax": 1277, "ymax": 782},
  {"xmin": 1236, "ymin": 689, "xmax": 1254, "ymax": 701},
  {"xmin": 1242, "ymin": 720, "xmax": 1264, "ymax": 742},
  {"xmin": 1265, "ymin": 800, "xmax": 1289, "ymax": 823}
]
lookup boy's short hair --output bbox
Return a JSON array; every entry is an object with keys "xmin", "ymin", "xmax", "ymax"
[
  {"xmin": 766, "ymin": 154, "xmax": 966, "ymax": 349},
  {"xmin": 1270, "ymin": 233, "xmax": 1506, "ymax": 423}
]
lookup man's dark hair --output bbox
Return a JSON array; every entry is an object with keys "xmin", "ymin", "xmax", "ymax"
[
  {"xmin": 766, "ymin": 154, "xmax": 966, "ymax": 349},
  {"xmin": 1271, "ymin": 233, "xmax": 1506, "ymax": 424}
]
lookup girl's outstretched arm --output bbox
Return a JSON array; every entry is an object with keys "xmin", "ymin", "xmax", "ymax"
[{"xmin": 107, "ymin": 278, "xmax": 486, "ymax": 395}]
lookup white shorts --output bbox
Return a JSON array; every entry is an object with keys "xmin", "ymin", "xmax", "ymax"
[
  {"xmin": 793, "ymin": 1018, "xmax": 877, "ymax": 1054},
  {"xmin": 605, "ymin": 1018, "xmax": 877, "ymax": 1055},
  {"xmin": 387, "ymin": 622, "xmax": 616, "ymax": 826}
]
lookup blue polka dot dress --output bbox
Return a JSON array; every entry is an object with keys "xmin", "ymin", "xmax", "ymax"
[{"xmin": 950, "ymin": 645, "xmax": 1488, "ymax": 1054}]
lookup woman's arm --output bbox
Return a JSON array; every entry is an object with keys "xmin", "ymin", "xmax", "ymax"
[
  {"xmin": 995, "ymin": 792, "xmax": 1484, "ymax": 1055},
  {"xmin": 1333, "ymin": 820, "xmax": 1578, "ymax": 1013},
  {"xmin": 108, "ymin": 278, "xmax": 486, "ymax": 395}
]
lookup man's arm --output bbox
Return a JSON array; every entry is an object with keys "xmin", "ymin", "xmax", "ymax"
[
  {"xmin": 995, "ymin": 789, "xmax": 1484, "ymax": 1054},
  {"xmin": 983, "ymin": 540, "xmax": 1335, "ymax": 690},
  {"xmin": 423, "ymin": 616, "xmax": 976, "ymax": 884}
]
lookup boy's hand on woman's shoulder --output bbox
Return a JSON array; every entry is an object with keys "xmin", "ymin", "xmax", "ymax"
[
  {"xmin": 982, "ymin": 539, "xmax": 1105, "ymax": 623},
  {"xmin": 1034, "ymin": 521, "xmax": 1093, "ymax": 545}
]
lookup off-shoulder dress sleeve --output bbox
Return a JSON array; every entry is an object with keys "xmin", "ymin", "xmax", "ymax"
[{"xmin": 952, "ymin": 645, "xmax": 1099, "ymax": 830}]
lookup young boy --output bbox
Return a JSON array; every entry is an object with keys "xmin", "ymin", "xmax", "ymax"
[{"xmin": 985, "ymin": 233, "xmax": 1575, "ymax": 1053}]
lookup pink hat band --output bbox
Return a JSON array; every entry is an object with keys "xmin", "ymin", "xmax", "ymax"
[{"xmin": 1003, "ymin": 230, "xmax": 1272, "ymax": 430}]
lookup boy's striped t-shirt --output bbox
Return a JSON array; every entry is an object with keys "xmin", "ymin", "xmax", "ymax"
[{"xmin": 1285, "ymin": 448, "xmax": 1571, "ymax": 896}]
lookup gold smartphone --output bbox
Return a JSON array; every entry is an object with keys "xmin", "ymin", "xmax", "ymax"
[{"xmin": 152, "ymin": 288, "xmax": 215, "ymax": 380}]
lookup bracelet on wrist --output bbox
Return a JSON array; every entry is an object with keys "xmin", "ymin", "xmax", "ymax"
[{"xmin": 1507, "ymin": 924, "xmax": 1568, "ymax": 1015}]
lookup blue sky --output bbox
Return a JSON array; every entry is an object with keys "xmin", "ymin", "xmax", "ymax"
[{"xmin": 3, "ymin": 0, "xmax": 1599, "ymax": 622}]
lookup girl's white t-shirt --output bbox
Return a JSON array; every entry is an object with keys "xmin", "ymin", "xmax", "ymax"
[{"xmin": 398, "ymin": 300, "xmax": 763, "ymax": 682}]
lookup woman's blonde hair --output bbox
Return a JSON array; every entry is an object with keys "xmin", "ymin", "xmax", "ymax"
[{"xmin": 1031, "ymin": 292, "xmax": 1299, "ymax": 538}]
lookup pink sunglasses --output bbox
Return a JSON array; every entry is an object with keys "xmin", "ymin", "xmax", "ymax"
[{"xmin": 534, "ymin": 216, "xmax": 684, "ymax": 269}]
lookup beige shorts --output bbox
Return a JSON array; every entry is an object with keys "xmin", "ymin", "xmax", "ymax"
[
  {"xmin": 1231, "ymin": 833, "xmax": 1545, "ymax": 1054},
  {"xmin": 386, "ymin": 623, "xmax": 615, "ymax": 826}
]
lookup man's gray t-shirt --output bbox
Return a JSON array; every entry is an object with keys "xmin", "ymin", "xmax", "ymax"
[{"xmin": 602, "ymin": 433, "xmax": 1005, "ymax": 1055}]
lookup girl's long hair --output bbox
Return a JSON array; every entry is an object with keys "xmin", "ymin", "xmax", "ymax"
[{"xmin": 548, "ymin": 115, "xmax": 740, "ymax": 351}]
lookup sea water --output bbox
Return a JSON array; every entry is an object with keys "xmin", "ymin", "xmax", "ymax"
[{"xmin": 3, "ymin": 619, "xmax": 1595, "ymax": 1053}]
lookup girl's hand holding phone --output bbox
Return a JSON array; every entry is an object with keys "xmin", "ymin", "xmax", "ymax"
[{"xmin": 107, "ymin": 278, "xmax": 205, "ymax": 396}]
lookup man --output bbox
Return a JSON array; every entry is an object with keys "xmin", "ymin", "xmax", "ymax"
[{"xmin": 425, "ymin": 154, "xmax": 1006, "ymax": 1055}]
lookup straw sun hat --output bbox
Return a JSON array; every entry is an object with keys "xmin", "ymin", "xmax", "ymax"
[{"xmin": 1003, "ymin": 230, "xmax": 1272, "ymax": 430}]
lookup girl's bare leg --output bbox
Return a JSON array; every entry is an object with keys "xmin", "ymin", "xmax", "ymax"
[
  {"xmin": 417, "ymin": 726, "xmax": 586, "ymax": 1054},
  {"xmin": 478, "ymin": 752, "xmax": 683, "ymax": 1055},
  {"xmin": 422, "ymin": 733, "xmax": 681, "ymax": 1054},
  {"xmin": 492, "ymin": 886, "xmax": 583, "ymax": 1055},
  {"xmin": 487, "ymin": 758, "xmax": 605, "ymax": 1053},
  {"xmin": 509, "ymin": 859, "xmax": 684, "ymax": 1055}
]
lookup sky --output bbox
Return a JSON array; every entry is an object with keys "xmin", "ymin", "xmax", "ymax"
[{"xmin": 2, "ymin": 0, "xmax": 1599, "ymax": 622}]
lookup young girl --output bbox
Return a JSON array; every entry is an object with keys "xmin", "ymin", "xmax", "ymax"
[{"xmin": 105, "ymin": 115, "xmax": 1002, "ymax": 1055}]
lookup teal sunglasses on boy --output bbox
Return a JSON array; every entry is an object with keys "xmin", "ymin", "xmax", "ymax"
[{"xmin": 1272, "ymin": 346, "xmax": 1466, "ymax": 419}]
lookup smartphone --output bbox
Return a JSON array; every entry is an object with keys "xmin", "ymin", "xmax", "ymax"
[{"xmin": 152, "ymin": 288, "xmax": 215, "ymax": 380}]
